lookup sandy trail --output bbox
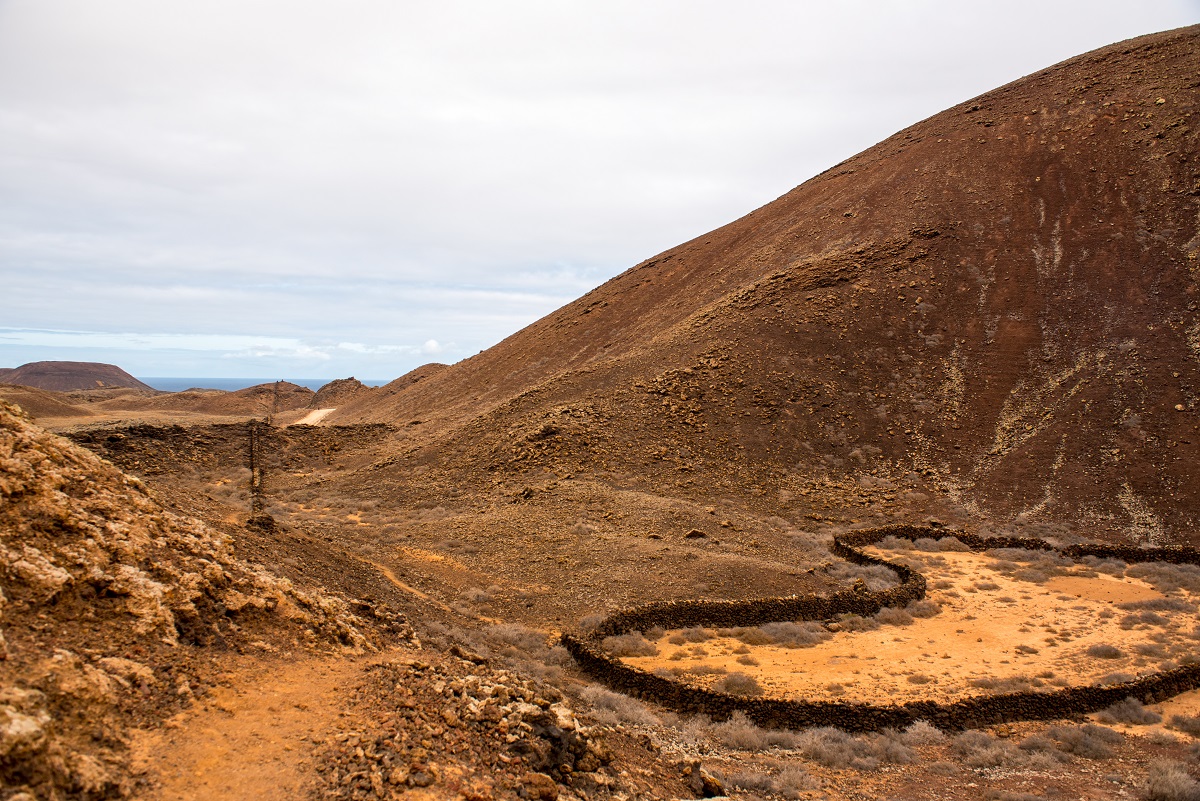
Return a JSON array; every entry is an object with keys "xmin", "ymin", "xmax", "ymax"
[
  {"xmin": 130, "ymin": 652, "xmax": 373, "ymax": 801},
  {"xmin": 625, "ymin": 548, "xmax": 1197, "ymax": 705},
  {"xmin": 291, "ymin": 408, "xmax": 336, "ymax": 426}
]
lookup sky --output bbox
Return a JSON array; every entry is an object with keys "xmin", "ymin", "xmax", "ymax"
[{"xmin": 2, "ymin": 2, "xmax": 1198, "ymax": 383}]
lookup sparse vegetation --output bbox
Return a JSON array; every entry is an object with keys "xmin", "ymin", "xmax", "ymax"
[
  {"xmin": 1145, "ymin": 761, "xmax": 1200, "ymax": 801},
  {"xmin": 714, "ymin": 672, "xmax": 764, "ymax": 696},
  {"xmin": 1096, "ymin": 697, "xmax": 1162, "ymax": 726}
]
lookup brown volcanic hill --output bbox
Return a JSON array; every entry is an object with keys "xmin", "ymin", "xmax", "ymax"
[
  {"xmin": 335, "ymin": 26, "xmax": 1200, "ymax": 543},
  {"xmin": 0, "ymin": 368, "xmax": 13, "ymax": 382},
  {"xmin": 88, "ymin": 380, "xmax": 315, "ymax": 417},
  {"xmin": 4, "ymin": 361, "xmax": 155, "ymax": 392},
  {"xmin": 309, "ymin": 377, "xmax": 374, "ymax": 409},
  {"xmin": 0, "ymin": 384, "xmax": 92, "ymax": 419}
]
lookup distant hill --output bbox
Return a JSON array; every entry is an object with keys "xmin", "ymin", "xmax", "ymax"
[
  {"xmin": 0, "ymin": 368, "xmax": 13, "ymax": 382},
  {"xmin": 309, "ymin": 377, "xmax": 374, "ymax": 409},
  {"xmin": 334, "ymin": 25, "xmax": 1200, "ymax": 544},
  {"xmin": 3, "ymin": 361, "xmax": 156, "ymax": 392}
]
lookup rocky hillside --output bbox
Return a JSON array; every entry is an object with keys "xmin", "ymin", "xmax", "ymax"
[
  {"xmin": 334, "ymin": 25, "xmax": 1200, "ymax": 544},
  {"xmin": 2, "ymin": 362, "xmax": 155, "ymax": 393},
  {"xmin": 0, "ymin": 401, "xmax": 400, "ymax": 799}
]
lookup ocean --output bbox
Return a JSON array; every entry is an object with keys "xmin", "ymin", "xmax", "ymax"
[{"xmin": 138, "ymin": 377, "xmax": 389, "ymax": 393}]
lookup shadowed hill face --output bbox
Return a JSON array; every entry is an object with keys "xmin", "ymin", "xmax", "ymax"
[
  {"xmin": 3, "ymin": 361, "xmax": 155, "ymax": 392},
  {"xmin": 336, "ymin": 27, "xmax": 1200, "ymax": 543}
]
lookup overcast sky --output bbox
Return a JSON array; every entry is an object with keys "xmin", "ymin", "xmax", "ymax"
[{"xmin": 2, "ymin": 1, "xmax": 1197, "ymax": 383}]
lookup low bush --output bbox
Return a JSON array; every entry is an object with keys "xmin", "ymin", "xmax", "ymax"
[
  {"xmin": 714, "ymin": 672, "xmax": 763, "ymax": 696},
  {"xmin": 795, "ymin": 727, "xmax": 914, "ymax": 770},
  {"xmin": 952, "ymin": 730, "xmax": 1025, "ymax": 768},
  {"xmin": 600, "ymin": 632, "xmax": 660, "ymax": 657},
  {"xmin": 1146, "ymin": 761, "xmax": 1200, "ymax": 801},
  {"xmin": 668, "ymin": 626, "xmax": 713, "ymax": 644},
  {"xmin": 837, "ymin": 613, "xmax": 879, "ymax": 632},
  {"xmin": 1167, "ymin": 714, "xmax": 1200, "ymax": 737},
  {"xmin": 579, "ymin": 685, "xmax": 660, "ymax": 726},
  {"xmin": 1046, "ymin": 723, "xmax": 1122, "ymax": 759},
  {"xmin": 710, "ymin": 711, "xmax": 796, "ymax": 751},
  {"xmin": 1087, "ymin": 644, "xmax": 1125, "ymax": 659},
  {"xmin": 759, "ymin": 621, "xmax": 830, "ymax": 648},
  {"xmin": 937, "ymin": 536, "xmax": 971, "ymax": 552},
  {"xmin": 1096, "ymin": 697, "xmax": 1162, "ymax": 726},
  {"xmin": 900, "ymin": 720, "xmax": 945, "ymax": 746},
  {"xmin": 875, "ymin": 606, "xmax": 914, "ymax": 626},
  {"xmin": 724, "ymin": 766, "xmax": 817, "ymax": 799}
]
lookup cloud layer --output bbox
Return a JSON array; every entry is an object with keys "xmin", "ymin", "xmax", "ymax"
[{"xmin": 2, "ymin": 1, "xmax": 1196, "ymax": 379}]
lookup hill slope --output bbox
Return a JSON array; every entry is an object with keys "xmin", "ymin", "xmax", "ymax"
[
  {"xmin": 335, "ymin": 25, "xmax": 1200, "ymax": 543},
  {"xmin": 3, "ymin": 361, "xmax": 155, "ymax": 392}
]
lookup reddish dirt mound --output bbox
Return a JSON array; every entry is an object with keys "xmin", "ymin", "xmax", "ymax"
[
  {"xmin": 3, "ymin": 361, "xmax": 155, "ymax": 392},
  {"xmin": 333, "ymin": 25, "xmax": 1200, "ymax": 544},
  {"xmin": 90, "ymin": 381, "xmax": 314, "ymax": 417},
  {"xmin": 0, "ymin": 384, "xmax": 92, "ymax": 419},
  {"xmin": 309, "ymin": 377, "xmax": 374, "ymax": 409}
]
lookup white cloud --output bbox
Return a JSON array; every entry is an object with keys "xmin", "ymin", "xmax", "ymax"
[{"xmin": 1, "ymin": 1, "xmax": 1196, "ymax": 378}]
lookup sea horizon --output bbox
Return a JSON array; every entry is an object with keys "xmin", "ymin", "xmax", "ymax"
[{"xmin": 137, "ymin": 376, "xmax": 391, "ymax": 393}]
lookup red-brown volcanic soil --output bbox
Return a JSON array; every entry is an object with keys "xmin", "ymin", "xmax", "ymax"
[{"xmin": 332, "ymin": 25, "xmax": 1200, "ymax": 546}]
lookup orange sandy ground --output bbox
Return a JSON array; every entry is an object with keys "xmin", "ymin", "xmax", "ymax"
[{"xmin": 624, "ymin": 549, "xmax": 1198, "ymax": 707}]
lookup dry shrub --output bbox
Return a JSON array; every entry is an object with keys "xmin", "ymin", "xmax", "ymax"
[
  {"xmin": 1167, "ymin": 714, "xmax": 1200, "ymax": 737},
  {"xmin": 736, "ymin": 654, "xmax": 759, "ymax": 666},
  {"xmin": 1096, "ymin": 697, "xmax": 1162, "ymax": 726},
  {"xmin": 461, "ymin": 586, "xmax": 491, "ymax": 603},
  {"xmin": 795, "ymin": 728, "xmax": 914, "ymax": 771},
  {"xmin": 486, "ymin": 623, "xmax": 548, "ymax": 654},
  {"xmin": 937, "ymin": 536, "xmax": 971, "ymax": 552},
  {"xmin": 668, "ymin": 626, "xmax": 713, "ymax": 644},
  {"xmin": 984, "ymin": 792, "xmax": 1046, "ymax": 801},
  {"xmin": 685, "ymin": 664, "xmax": 727, "ymax": 676},
  {"xmin": 837, "ymin": 613, "xmax": 879, "ymax": 632},
  {"xmin": 714, "ymin": 672, "xmax": 763, "ymax": 696},
  {"xmin": 579, "ymin": 685, "xmax": 660, "ymax": 727},
  {"xmin": 875, "ymin": 606, "xmax": 914, "ymax": 626},
  {"xmin": 907, "ymin": 599, "xmax": 945, "ymax": 618},
  {"xmin": 1122, "ymin": 611, "xmax": 1170, "ymax": 629},
  {"xmin": 1081, "ymin": 556, "xmax": 1127, "ymax": 576},
  {"xmin": 1120, "ymin": 597, "xmax": 1197, "ymax": 613},
  {"xmin": 1100, "ymin": 672, "xmax": 1136, "ymax": 685},
  {"xmin": 952, "ymin": 730, "xmax": 1025, "ymax": 768},
  {"xmin": 1126, "ymin": 563, "xmax": 1200, "ymax": 594},
  {"xmin": 975, "ymin": 581, "xmax": 1001, "ymax": 591},
  {"xmin": 725, "ymin": 766, "xmax": 818, "ymax": 799},
  {"xmin": 601, "ymin": 632, "xmax": 659, "ymax": 657},
  {"xmin": 1046, "ymin": 723, "xmax": 1122, "ymax": 759},
  {"xmin": 1087, "ymin": 643, "xmax": 1125, "ymax": 659},
  {"xmin": 969, "ymin": 675, "xmax": 1044, "ymax": 693},
  {"xmin": 763, "ymin": 621, "xmax": 829, "ymax": 647},
  {"xmin": 900, "ymin": 720, "xmax": 945, "ymax": 746},
  {"xmin": 878, "ymin": 535, "xmax": 915, "ymax": 550},
  {"xmin": 1146, "ymin": 761, "xmax": 1200, "ymax": 801},
  {"xmin": 826, "ymin": 561, "xmax": 900, "ymax": 591},
  {"xmin": 710, "ymin": 711, "xmax": 796, "ymax": 751}
]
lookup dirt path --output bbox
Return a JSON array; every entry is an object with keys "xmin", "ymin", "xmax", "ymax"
[
  {"xmin": 291, "ymin": 408, "xmax": 336, "ymax": 426},
  {"xmin": 130, "ymin": 651, "xmax": 383, "ymax": 800}
]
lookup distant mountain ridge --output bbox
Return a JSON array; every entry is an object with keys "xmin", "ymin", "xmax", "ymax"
[{"xmin": 2, "ymin": 361, "xmax": 155, "ymax": 392}]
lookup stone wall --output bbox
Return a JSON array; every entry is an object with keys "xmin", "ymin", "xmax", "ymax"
[{"xmin": 563, "ymin": 524, "xmax": 1200, "ymax": 732}]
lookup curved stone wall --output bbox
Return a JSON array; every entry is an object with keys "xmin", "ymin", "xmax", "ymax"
[{"xmin": 563, "ymin": 524, "xmax": 1200, "ymax": 732}]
